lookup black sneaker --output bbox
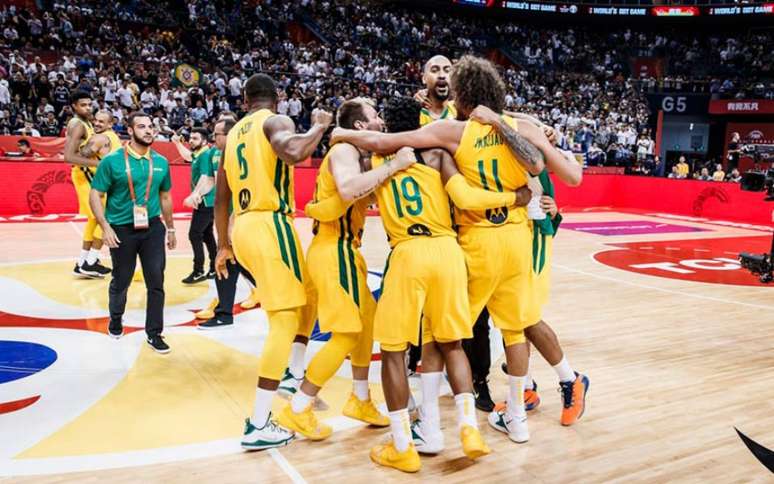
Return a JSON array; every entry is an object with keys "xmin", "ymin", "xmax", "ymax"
[
  {"xmin": 108, "ymin": 319, "xmax": 123, "ymax": 339},
  {"xmin": 206, "ymin": 269, "xmax": 216, "ymax": 279},
  {"xmin": 73, "ymin": 263, "xmax": 98, "ymax": 278},
  {"xmin": 92, "ymin": 260, "xmax": 112, "ymax": 275},
  {"xmin": 80, "ymin": 261, "xmax": 106, "ymax": 278},
  {"xmin": 197, "ymin": 318, "xmax": 233, "ymax": 330},
  {"xmin": 182, "ymin": 271, "xmax": 207, "ymax": 284},
  {"xmin": 473, "ymin": 379, "xmax": 495, "ymax": 412},
  {"xmin": 147, "ymin": 335, "xmax": 170, "ymax": 354}
]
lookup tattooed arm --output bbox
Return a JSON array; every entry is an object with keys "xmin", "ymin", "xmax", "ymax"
[{"xmin": 469, "ymin": 105, "xmax": 550, "ymax": 176}]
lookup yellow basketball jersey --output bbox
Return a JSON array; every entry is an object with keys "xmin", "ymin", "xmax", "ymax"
[
  {"xmin": 372, "ymin": 153, "xmax": 456, "ymax": 248},
  {"xmin": 68, "ymin": 117, "xmax": 96, "ymax": 185},
  {"xmin": 311, "ymin": 146, "xmax": 368, "ymax": 248},
  {"xmin": 453, "ymin": 116, "xmax": 529, "ymax": 227},
  {"xmin": 419, "ymin": 100, "xmax": 457, "ymax": 127},
  {"xmin": 224, "ymin": 109, "xmax": 295, "ymax": 216},
  {"xmin": 103, "ymin": 129, "xmax": 122, "ymax": 157}
]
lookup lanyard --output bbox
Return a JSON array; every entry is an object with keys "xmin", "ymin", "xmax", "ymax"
[{"xmin": 124, "ymin": 147, "xmax": 154, "ymax": 206}]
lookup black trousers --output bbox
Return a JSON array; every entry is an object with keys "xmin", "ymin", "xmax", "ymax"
[
  {"xmin": 213, "ymin": 259, "xmax": 256, "ymax": 324},
  {"xmin": 109, "ymin": 217, "xmax": 166, "ymax": 337},
  {"xmin": 463, "ymin": 308, "xmax": 492, "ymax": 382},
  {"xmin": 189, "ymin": 206, "xmax": 216, "ymax": 273}
]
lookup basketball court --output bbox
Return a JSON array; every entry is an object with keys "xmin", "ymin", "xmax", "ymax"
[{"xmin": 1, "ymin": 209, "xmax": 772, "ymax": 482}]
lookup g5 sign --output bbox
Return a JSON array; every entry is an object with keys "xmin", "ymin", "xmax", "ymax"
[
  {"xmin": 647, "ymin": 94, "xmax": 709, "ymax": 115},
  {"xmin": 661, "ymin": 96, "xmax": 687, "ymax": 113}
]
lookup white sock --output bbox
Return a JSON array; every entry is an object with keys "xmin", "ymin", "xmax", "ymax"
[
  {"xmin": 420, "ymin": 371, "xmax": 442, "ymax": 428},
  {"xmin": 290, "ymin": 388, "xmax": 314, "ymax": 413},
  {"xmin": 553, "ymin": 356, "xmax": 575, "ymax": 383},
  {"xmin": 86, "ymin": 248, "xmax": 100, "ymax": 265},
  {"xmin": 454, "ymin": 392, "xmax": 478, "ymax": 430},
  {"xmin": 388, "ymin": 408, "xmax": 412, "ymax": 452},
  {"xmin": 78, "ymin": 249, "xmax": 89, "ymax": 266},
  {"xmin": 524, "ymin": 359, "xmax": 533, "ymax": 390},
  {"xmin": 288, "ymin": 342, "xmax": 306, "ymax": 379},
  {"xmin": 353, "ymin": 379, "xmax": 370, "ymax": 401},
  {"xmin": 507, "ymin": 375, "xmax": 527, "ymax": 420},
  {"xmin": 251, "ymin": 388, "xmax": 275, "ymax": 428}
]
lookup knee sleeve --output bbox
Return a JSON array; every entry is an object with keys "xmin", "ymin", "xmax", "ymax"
[
  {"xmin": 305, "ymin": 332, "xmax": 359, "ymax": 388},
  {"xmin": 350, "ymin": 332, "xmax": 374, "ymax": 368},
  {"xmin": 502, "ymin": 328, "xmax": 526, "ymax": 346},
  {"xmin": 259, "ymin": 308, "xmax": 302, "ymax": 380}
]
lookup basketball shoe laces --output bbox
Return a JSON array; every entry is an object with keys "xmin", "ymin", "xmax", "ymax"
[{"xmin": 559, "ymin": 380, "xmax": 574, "ymax": 409}]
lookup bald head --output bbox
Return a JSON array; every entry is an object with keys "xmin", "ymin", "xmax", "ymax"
[
  {"xmin": 423, "ymin": 55, "xmax": 452, "ymax": 102},
  {"xmin": 93, "ymin": 109, "xmax": 114, "ymax": 133}
]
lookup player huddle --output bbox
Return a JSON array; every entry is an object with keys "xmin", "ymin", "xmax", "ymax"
[{"xmin": 214, "ymin": 54, "xmax": 590, "ymax": 473}]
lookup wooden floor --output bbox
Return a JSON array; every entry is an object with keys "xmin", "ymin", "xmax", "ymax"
[{"xmin": 2, "ymin": 210, "xmax": 774, "ymax": 483}]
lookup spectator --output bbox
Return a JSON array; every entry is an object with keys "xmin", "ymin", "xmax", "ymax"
[
  {"xmin": 17, "ymin": 138, "xmax": 41, "ymax": 157},
  {"xmin": 698, "ymin": 167, "xmax": 712, "ymax": 181},
  {"xmin": 17, "ymin": 120, "xmax": 41, "ymax": 137},
  {"xmin": 712, "ymin": 164, "xmax": 725, "ymax": 182},
  {"xmin": 726, "ymin": 168, "xmax": 742, "ymax": 183},
  {"xmin": 676, "ymin": 156, "xmax": 690, "ymax": 179}
]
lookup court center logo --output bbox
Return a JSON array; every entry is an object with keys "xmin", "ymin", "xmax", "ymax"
[{"xmin": 593, "ymin": 235, "xmax": 773, "ymax": 287}]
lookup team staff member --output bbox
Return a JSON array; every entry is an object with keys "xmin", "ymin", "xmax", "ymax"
[
  {"xmin": 197, "ymin": 117, "xmax": 257, "ymax": 330},
  {"xmin": 89, "ymin": 112, "xmax": 177, "ymax": 354},
  {"xmin": 177, "ymin": 128, "xmax": 218, "ymax": 284}
]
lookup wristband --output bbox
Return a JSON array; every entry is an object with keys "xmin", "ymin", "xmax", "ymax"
[{"xmin": 167, "ymin": 228, "xmax": 176, "ymax": 233}]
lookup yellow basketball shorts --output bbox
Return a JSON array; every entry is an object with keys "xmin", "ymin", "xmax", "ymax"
[
  {"xmin": 307, "ymin": 235, "xmax": 376, "ymax": 334},
  {"xmin": 458, "ymin": 223, "xmax": 538, "ymax": 335},
  {"xmin": 73, "ymin": 178, "xmax": 96, "ymax": 218},
  {"xmin": 375, "ymin": 236, "xmax": 472, "ymax": 350},
  {"xmin": 232, "ymin": 211, "xmax": 315, "ymax": 312}
]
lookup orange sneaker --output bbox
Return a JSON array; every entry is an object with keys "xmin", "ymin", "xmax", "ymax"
[
  {"xmin": 560, "ymin": 372, "xmax": 589, "ymax": 426},
  {"xmin": 524, "ymin": 382, "xmax": 541, "ymax": 411},
  {"xmin": 492, "ymin": 382, "xmax": 540, "ymax": 413}
]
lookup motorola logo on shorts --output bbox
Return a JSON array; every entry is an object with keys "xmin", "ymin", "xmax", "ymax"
[
  {"xmin": 238, "ymin": 189, "xmax": 251, "ymax": 210},
  {"xmin": 486, "ymin": 206, "xmax": 508, "ymax": 224}
]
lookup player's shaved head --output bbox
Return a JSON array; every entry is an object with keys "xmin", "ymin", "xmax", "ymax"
[
  {"xmin": 423, "ymin": 55, "xmax": 452, "ymax": 102},
  {"xmin": 423, "ymin": 55, "xmax": 451, "ymax": 73}
]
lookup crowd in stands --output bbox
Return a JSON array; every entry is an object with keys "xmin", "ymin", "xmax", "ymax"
[{"xmin": 0, "ymin": 0, "xmax": 771, "ymax": 167}]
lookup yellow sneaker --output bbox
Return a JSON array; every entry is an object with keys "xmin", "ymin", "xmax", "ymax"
[
  {"xmin": 460, "ymin": 425, "xmax": 491, "ymax": 460},
  {"xmin": 194, "ymin": 298, "xmax": 219, "ymax": 320},
  {"xmin": 342, "ymin": 393, "xmax": 389, "ymax": 427},
  {"xmin": 240, "ymin": 288, "xmax": 260, "ymax": 309},
  {"xmin": 276, "ymin": 404, "xmax": 332, "ymax": 441},
  {"xmin": 370, "ymin": 441, "xmax": 421, "ymax": 473}
]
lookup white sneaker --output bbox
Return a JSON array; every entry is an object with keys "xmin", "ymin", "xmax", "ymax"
[
  {"xmin": 241, "ymin": 414, "xmax": 295, "ymax": 451},
  {"xmin": 277, "ymin": 368, "xmax": 302, "ymax": 399},
  {"xmin": 411, "ymin": 416, "xmax": 444, "ymax": 454},
  {"xmin": 488, "ymin": 408, "xmax": 529, "ymax": 443}
]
